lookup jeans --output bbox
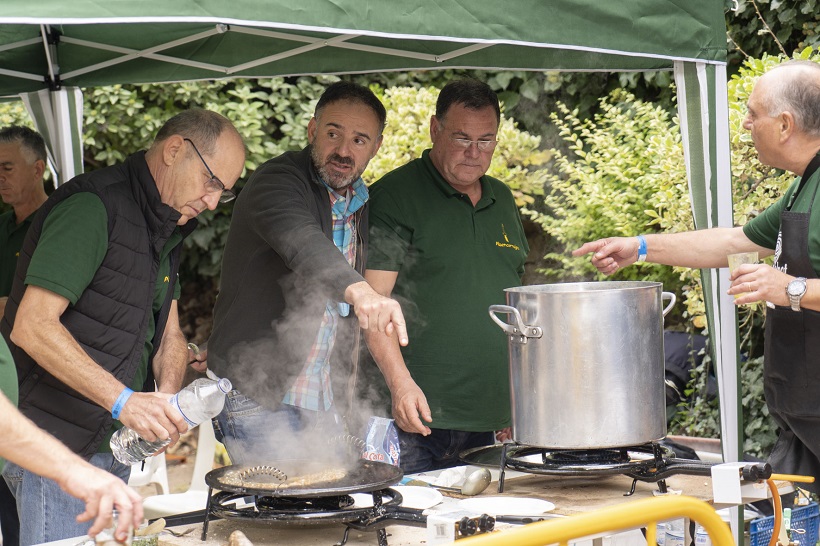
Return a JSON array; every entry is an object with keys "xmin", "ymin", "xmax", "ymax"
[
  {"xmin": 398, "ymin": 428, "xmax": 495, "ymax": 474},
  {"xmin": 213, "ymin": 390, "xmax": 344, "ymax": 466},
  {"xmin": 2, "ymin": 453, "xmax": 130, "ymax": 546}
]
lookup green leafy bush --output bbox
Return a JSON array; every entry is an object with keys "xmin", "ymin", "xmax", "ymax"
[{"xmin": 533, "ymin": 89, "xmax": 688, "ymax": 304}]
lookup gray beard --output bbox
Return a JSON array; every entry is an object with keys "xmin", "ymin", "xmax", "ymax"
[{"xmin": 311, "ymin": 147, "xmax": 361, "ymax": 190}]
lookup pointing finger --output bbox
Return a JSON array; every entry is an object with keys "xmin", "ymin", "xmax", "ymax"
[{"xmin": 572, "ymin": 240, "xmax": 604, "ymax": 257}]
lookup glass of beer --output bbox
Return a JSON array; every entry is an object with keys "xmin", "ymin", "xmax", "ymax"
[{"xmin": 727, "ymin": 251, "xmax": 758, "ymax": 298}]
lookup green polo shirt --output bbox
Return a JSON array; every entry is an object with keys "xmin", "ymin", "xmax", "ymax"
[
  {"xmin": 0, "ymin": 209, "xmax": 35, "ymax": 297},
  {"xmin": 25, "ymin": 192, "xmax": 182, "ymax": 452},
  {"xmin": 743, "ymin": 166, "xmax": 820, "ymax": 273},
  {"xmin": 367, "ymin": 150, "xmax": 529, "ymax": 431},
  {"xmin": 0, "ymin": 334, "xmax": 18, "ymax": 473}
]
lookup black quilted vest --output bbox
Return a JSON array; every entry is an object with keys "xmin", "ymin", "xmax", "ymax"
[{"xmin": 0, "ymin": 152, "xmax": 196, "ymax": 459}]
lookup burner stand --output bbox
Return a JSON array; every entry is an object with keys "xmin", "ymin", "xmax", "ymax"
[
  {"xmin": 460, "ymin": 442, "xmax": 715, "ymax": 495},
  {"xmin": 201, "ymin": 487, "xmax": 427, "ymax": 546}
]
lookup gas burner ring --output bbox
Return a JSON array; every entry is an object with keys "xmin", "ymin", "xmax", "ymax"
[
  {"xmin": 502, "ymin": 443, "xmax": 674, "ymax": 475},
  {"xmin": 206, "ymin": 488, "xmax": 403, "ymax": 526},
  {"xmin": 256, "ymin": 493, "xmax": 357, "ymax": 513}
]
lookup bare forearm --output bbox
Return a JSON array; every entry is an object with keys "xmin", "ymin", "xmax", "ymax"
[
  {"xmin": 0, "ymin": 393, "xmax": 144, "ymax": 539},
  {"xmin": 574, "ymin": 227, "xmax": 772, "ymax": 277},
  {"xmin": 153, "ymin": 324, "xmax": 187, "ymax": 394},
  {"xmin": 363, "ymin": 328, "xmax": 432, "ymax": 434},
  {"xmin": 0, "ymin": 393, "xmax": 87, "ymax": 481},
  {"xmin": 364, "ymin": 329, "xmax": 413, "ymax": 391},
  {"xmin": 643, "ymin": 228, "xmax": 770, "ymax": 268},
  {"xmin": 11, "ymin": 309, "xmax": 123, "ymax": 411}
]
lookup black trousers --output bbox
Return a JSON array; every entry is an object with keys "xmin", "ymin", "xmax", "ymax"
[{"xmin": 0, "ymin": 477, "xmax": 19, "ymax": 546}]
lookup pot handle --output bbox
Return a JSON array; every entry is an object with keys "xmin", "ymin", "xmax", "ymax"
[
  {"xmin": 662, "ymin": 292, "xmax": 677, "ymax": 317},
  {"xmin": 488, "ymin": 305, "xmax": 543, "ymax": 344}
]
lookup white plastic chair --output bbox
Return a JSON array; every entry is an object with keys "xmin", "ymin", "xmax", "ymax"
[
  {"xmin": 141, "ymin": 419, "xmax": 217, "ymax": 519},
  {"xmin": 128, "ymin": 452, "xmax": 170, "ymax": 495}
]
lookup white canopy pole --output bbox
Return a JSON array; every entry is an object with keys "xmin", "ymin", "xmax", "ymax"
[
  {"xmin": 675, "ymin": 60, "xmax": 740, "ymax": 542},
  {"xmin": 21, "ymin": 86, "xmax": 84, "ymax": 185}
]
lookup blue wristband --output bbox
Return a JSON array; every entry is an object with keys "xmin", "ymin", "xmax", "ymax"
[
  {"xmin": 111, "ymin": 387, "xmax": 133, "ymax": 420},
  {"xmin": 636, "ymin": 235, "xmax": 648, "ymax": 262}
]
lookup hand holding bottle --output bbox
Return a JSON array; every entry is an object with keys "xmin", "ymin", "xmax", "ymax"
[
  {"xmin": 117, "ymin": 391, "xmax": 188, "ymax": 444},
  {"xmin": 111, "ymin": 377, "xmax": 231, "ymax": 465}
]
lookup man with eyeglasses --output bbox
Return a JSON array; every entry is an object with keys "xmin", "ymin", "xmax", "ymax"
[
  {"xmin": 206, "ymin": 81, "xmax": 410, "ymax": 465},
  {"xmin": 364, "ymin": 79, "xmax": 529, "ymax": 472},
  {"xmin": 1, "ymin": 109, "xmax": 245, "ymax": 543}
]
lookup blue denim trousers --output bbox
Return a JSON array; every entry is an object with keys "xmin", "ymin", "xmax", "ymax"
[
  {"xmin": 2, "ymin": 453, "xmax": 130, "ymax": 545},
  {"xmin": 213, "ymin": 390, "xmax": 345, "ymax": 466},
  {"xmin": 397, "ymin": 428, "xmax": 495, "ymax": 474}
]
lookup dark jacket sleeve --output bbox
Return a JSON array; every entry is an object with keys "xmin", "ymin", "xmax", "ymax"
[{"xmin": 241, "ymin": 157, "xmax": 364, "ymax": 302}]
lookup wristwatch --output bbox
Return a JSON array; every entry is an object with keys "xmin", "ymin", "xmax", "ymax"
[{"xmin": 786, "ymin": 277, "xmax": 808, "ymax": 311}]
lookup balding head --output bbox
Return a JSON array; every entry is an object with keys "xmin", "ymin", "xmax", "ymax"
[
  {"xmin": 152, "ymin": 109, "xmax": 244, "ymax": 156},
  {"xmin": 146, "ymin": 109, "xmax": 246, "ymax": 226},
  {"xmin": 759, "ymin": 60, "xmax": 820, "ymax": 138}
]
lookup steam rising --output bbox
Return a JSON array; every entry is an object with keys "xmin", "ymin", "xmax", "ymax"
[{"xmin": 219, "ymin": 273, "xmax": 394, "ymax": 474}]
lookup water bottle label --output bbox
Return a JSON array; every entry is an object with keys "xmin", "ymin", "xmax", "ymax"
[
  {"xmin": 169, "ymin": 393, "xmax": 197, "ymax": 427},
  {"xmin": 656, "ymin": 522, "xmax": 666, "ymax": 546},
  {"xmin": 665, "ymin": 524, "xmax": 685, "ymax": 546},
  {"xmin": 695, "ymin": 525, "xmax": 711, "ymax": 546}
]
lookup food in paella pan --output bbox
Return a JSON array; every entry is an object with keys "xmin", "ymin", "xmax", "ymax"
[
  {"xmin": 281, "ymin": 467, "xmax": 348, "ymax": 488},
  {"xmin": 220, "ymin": 465, "xmax": 348, "ymax": 490}
]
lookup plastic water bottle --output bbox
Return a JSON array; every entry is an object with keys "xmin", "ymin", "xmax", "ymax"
[
  {"xmin": 664, "ymin": 519, "xmax": 685, "ymax": 546},
  {"xmin": 656, "ymin": 522, "xmax": 666, "ymax": 546},
  {"xmin": 695, "ymin": 524, "xmax": 711, "ymax": 546},
  {"xmin": 110, "ymin": 377, "xmax": 232, "ymax": 465}
]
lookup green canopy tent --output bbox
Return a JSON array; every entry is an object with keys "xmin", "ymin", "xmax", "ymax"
[{"xmin": 0, "ymin": 0, "xmax": 739, "ymax": 527}]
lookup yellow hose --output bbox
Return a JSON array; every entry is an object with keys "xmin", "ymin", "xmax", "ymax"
[
  {"xmin": 770, "ymin": 474, "xmax": 815, "ymax": 484},
  {"xmin": 766, "ymin": 472, "xmax": 813, "ymax": 546},
  {"xmin": 460, "ymin": 495, "xmax": 734, "ymax": 546},
  {"xmin": 767, "ymin": 478, "xmax": 783, "ymax": 546}
]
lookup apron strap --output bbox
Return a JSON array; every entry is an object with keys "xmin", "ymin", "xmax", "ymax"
[{"xmin": 787, "ymin": 152, "xmax": 820, "ymax": 211}]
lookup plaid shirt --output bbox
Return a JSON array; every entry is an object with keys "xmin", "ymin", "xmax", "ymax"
[{"xmin": 282, "ymin": 179, "xmax": 367, "ymax": 410}]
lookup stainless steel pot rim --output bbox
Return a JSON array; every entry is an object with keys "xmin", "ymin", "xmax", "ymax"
[{"xmin": 503, "ymin": 281, "xmax": 663, "ymax": 293}]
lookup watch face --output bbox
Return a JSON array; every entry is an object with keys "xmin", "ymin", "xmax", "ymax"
[{"xmin": 788, "ymin": 279, "xmax": 807, "ymax": 296}]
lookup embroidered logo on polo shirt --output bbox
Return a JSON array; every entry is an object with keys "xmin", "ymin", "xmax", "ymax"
[
  {"xmin": 496, "ymin": 223, "xmax": 520, "ymax": 251},
  {"xmin": 164, "ymin": 275, "xmax": 170, "ymax": 283}
]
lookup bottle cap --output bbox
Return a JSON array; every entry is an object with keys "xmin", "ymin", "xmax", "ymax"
[{"xmin": 217, "ymin": 378, "xmax": 232, "ymax": 393}]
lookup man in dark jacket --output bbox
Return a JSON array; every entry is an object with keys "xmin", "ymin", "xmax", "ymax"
[
  {"xmin": 208, "ymin": 82, "xmax": 412, "ymax": 465},
  {"xmin": 1, "ymin": 109, "xmax": 245, "ymax": 544}
]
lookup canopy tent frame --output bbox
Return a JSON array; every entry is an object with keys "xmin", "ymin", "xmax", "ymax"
[{"xmin": 1, "ymin": 22, "xmax": 729, "ymax": 90}]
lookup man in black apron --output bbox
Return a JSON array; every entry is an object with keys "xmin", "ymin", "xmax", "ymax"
[{"xmin": 574, "ymin": 59, "xmax": 820, "ymax": 490}]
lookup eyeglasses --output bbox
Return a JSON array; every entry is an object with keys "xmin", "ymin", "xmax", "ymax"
[
  {"xmin": 448, "ymin": 136, "xmax": 498, "ymax": 152},
  {"xmin": 184, "ymin": 138, "xmax": 236, "ymax": 203}
]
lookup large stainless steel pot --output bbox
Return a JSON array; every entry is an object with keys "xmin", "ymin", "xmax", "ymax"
[{"xmin": 489, "ymin": 281, "xmax": 675, "ymax": 449}]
